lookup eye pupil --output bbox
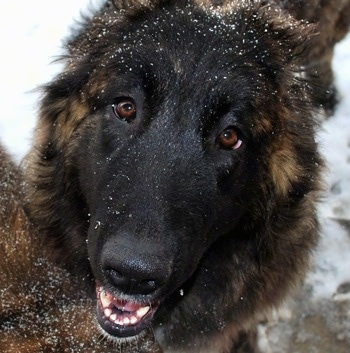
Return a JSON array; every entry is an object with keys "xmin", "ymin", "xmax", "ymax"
[
  {"xmin": 217, "ymin": 128, "xmax": 242, "ymax": 150},
  {"xmin": 113, "ymin": 99, "xmax": 137, "ymax": 121},
  {"xmin": 223, "ymin": 130, "xmax": 234, "ymax": 140},
  {"xmin": 120, "ymin": 102, "xmax": 133, "ymax": 113}
]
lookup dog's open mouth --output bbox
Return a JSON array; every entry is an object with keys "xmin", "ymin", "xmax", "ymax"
[{"xmin": 96, "ymin": 286, "xmax": 159, "ymax": 337}]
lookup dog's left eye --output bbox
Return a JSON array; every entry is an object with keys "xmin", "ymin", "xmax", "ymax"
[
  {"xmin": 216, "ymin": 127, "xmax": 242, "ymax": 150},
  {"xmin": 112, "ymin": 99, "xmax": 137, "ymax": 122}
]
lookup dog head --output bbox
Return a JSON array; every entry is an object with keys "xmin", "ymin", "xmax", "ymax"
[{"xmin": 26, "ymin": 0, "xmax": 321, "ymax": 341}]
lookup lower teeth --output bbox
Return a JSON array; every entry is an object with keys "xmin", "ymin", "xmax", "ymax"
[
  {"xmin": 104, "ymin": 309, "xmax": 145, "ymax": 327},
  {"xmin": 98, "ymin": 287, "xmax": 152, "ymax": 327}
]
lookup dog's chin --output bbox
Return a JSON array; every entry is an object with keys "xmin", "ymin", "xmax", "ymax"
[{"xmin": 96, "ymin": 285, "xmax": 160, "ymax": 338}]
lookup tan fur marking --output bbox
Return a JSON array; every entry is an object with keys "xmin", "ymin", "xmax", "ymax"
[
  {"xmin": 269, "ymin": 138, "xmax": 299, "ymax": 197},
  {"xmin": 254, "ymin": 116, "xmax": 274, "ymax": 136},
  {"xmin": 54, "ymin": 99, "xmax": 89, "ymax": 146}
]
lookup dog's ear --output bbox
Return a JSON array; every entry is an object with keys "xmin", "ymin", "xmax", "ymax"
[
  {"xmin": 107, "ymin": 0, "xmax": 171, "ymax": 11},
  {"xmin": 260, "ymin": 4, "xmax": 316, "ymax": 65},
  {"xmin": 107, "ymin": 0, "xmax": 151, "ymax": 10},
  {"xmin": 107, "ymin": 0, "xmax": 193, "ymax": 11}
]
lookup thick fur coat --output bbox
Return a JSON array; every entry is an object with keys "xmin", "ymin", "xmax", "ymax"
[
  {"xmin": 0, "ymin": 145, "xmax": 162, "ymax": 352},
  {"xmin": 7, "ymin": 0, "xmax": 349, "ymax": 352}
]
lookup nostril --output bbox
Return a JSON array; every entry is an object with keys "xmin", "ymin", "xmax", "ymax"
[
  {"xmin": 103, "ymin": 264, "xmax": 166, "ymax": 295},
  {"xmin": 105, "ymin": 267, "xmax": 124, "ymax": 282},
  {"xmin": 101, "ymin": 238, "xmax": 172, "ymax": 296}
]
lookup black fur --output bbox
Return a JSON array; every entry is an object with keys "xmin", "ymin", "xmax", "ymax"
[{"xmin": 23, "ymin": 1, "xmax": 333, "ymax": 351}]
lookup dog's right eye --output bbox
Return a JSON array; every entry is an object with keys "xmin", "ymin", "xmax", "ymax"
[
  {"xmin": 112, "ymin": 99, "xmax": 137, "ymax": 122},
  {"xmin": 216, "ymin": 127, "xmax": 243, "ymax": 150}
]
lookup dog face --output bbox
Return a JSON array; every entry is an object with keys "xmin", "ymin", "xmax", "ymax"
[
  {"xmin": 27, "ymin": 1, "xmax": 321, "ymax": 344},
  {"xmin": 77, "ymin": 7, "xmax": 261, "ymax": 337}
]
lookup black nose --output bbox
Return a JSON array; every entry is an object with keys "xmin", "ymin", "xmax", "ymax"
[
  {"xmin": 101, "ymin": 239, "xmax": 171, "ymax": 295},
  {"xmin": 104, "ymin": 266, "xmax": 163, "ymax": 295}
]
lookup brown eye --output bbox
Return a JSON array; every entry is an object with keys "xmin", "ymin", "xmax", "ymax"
[
  {"xmin": 112, "ymin": 99, "xmax": 137, "ymax": 122},
  {"xmin": 216, "ymin": 127, "xmax": 242, "ymax": 150}
]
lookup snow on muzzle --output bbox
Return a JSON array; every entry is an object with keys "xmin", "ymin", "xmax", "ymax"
[{"xmin": 96, "ymin": 285, "xmax": 159, "ymax": 337}]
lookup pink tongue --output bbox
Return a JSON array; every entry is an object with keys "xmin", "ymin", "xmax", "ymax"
[
  {"xmin": 98, "ymin": 287, "xmax": 146, "ymax": 313},
  {"xmin": 98, "ymin": 287, "xmax": 154, "ymax": 328},
  {"xmin": 112, "ymin": 298, "xmax": 143, "ymax": 312}
]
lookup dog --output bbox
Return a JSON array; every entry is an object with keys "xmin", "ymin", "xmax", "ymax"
[
  {"xmin": 0, "ymin": 144, "xmax": 163, "ymax": 352},
  {"xmin": 280, "ymin": 0, "xmax": 350, "ymax": 113},
  {"xmin": 22, "ymin": 0, "xmax": 349, "ymax": 351}
]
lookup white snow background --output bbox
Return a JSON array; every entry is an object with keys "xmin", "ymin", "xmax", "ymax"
[{"xmin": 0, "ymin": 0, "xmax": 349, "ymax": 350}]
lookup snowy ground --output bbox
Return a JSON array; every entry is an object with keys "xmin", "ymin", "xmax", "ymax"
[{"xmin": 0, "ymin": 1, "xmax": 349, "ymax": 352}]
